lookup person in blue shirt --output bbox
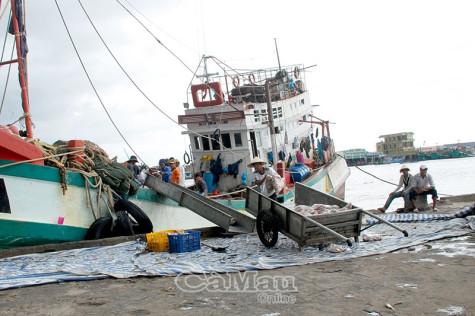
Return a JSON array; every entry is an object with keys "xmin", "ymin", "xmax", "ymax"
[{"xmin": 158, "ymin": 159, "xmax": 172, "ymax": 182}]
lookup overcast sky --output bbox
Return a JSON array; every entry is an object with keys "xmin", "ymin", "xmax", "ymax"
[{"xmin": 0, "ymin": 0, "xmax": 473, "ymax": 166}]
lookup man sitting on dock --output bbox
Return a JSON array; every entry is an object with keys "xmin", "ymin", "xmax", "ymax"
[
  {"xmin": 377, "ymin": 165, "xmax": 413, "ymax": 213},
  {"xmin": 408, "ymin": 165, "xmax": 439, "ymax": 212}
]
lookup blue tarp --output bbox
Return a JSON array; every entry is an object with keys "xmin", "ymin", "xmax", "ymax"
[{"xmin": 0, "ymin": 215, "xmax": 473, "ymax": 291}]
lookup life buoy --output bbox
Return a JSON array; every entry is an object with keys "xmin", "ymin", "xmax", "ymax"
[
  {"xmin": 232, "ymin": 76, "xmax": 240, "ymax": 88},
  {"xmin": 191, "ymin": 82, "xmax": 224, "ymax": 107},
  {"xmin": 294, "ymin": 66, "xmax": 300, "ymax": 79},
  {"xmin": 248, "ymin": 74, "xmax": 255, "ymax": 84},
  {"xmin": 183, "ymin": 151, "xmax": 191, "ymax": 164}
]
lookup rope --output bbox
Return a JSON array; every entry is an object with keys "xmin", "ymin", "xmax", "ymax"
[
  {"xmin": 336, "ymin": 154, "xmax": 453, "ymax": 197},
  {"xmin": 54, "ymin": 0, "xmax": 145, "ymax": 166},
  {"xmin": 78, "ymin": 0, "xmax": 246, "ymax": 159},
  {"xmin": 0, "ymin": 1, "xmax": 10, "ymax": 22},
  {"xmin": 0, "ymin": 149, "xmax": 83, "ymax": 169}
]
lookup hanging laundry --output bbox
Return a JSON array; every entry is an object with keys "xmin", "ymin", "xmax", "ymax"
[
  {"xmin": 304, "ymin": 137, "xmax": 311, "ymax": 158},
  {"xmin": 292, "ymin": 137, "xmax": 299, "ymax": 149},
  {"xmin": 227, "ymin": 159, "xmax": 243, "ymax": 178},
  {"xmin": 209, "ymin": 153, "xmax": 223, "ymax": 185}
]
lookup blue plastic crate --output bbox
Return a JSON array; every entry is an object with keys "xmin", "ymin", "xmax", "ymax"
[{"xmin": 168, "ymin": 230, "xmax": 201, "ymax": 253}]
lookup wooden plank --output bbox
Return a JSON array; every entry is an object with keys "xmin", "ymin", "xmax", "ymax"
[{"xmin": 305, "ymin": 221, "xmax": 360, "ymax": 232}]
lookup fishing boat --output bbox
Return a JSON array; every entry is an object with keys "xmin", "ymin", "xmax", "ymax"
[
  {"xmin": 0, "ymin": 1, "xmax": 349, "ymax": 248},
  {"xmin": 179, "ymin": 56, "xmax": 350, "ymax": 203}
]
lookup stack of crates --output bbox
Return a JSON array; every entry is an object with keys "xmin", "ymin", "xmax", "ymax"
[
  {"xmin": 168, "ymin": 230, "xmax": 201, "ymax": 253},
  {"xmin": 146, "ymin": 230, "xmax": 200, "ymax": 253}
]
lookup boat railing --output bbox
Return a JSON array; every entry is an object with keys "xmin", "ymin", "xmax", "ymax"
[{"xmin": 188, "ymin": 64, "xmax": 306, "ymax": 107}]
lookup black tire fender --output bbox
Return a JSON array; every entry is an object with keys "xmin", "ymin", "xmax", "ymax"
[
  {"xmin": 85, "ymin": 217, "xmax": 115, "ymax": 240},
  {"xmin": 256, "ymin": 209, "xmax": 279, "ymax": 247},
  {"xmin": 114, "ymin": 210, "xmax": 134, "ymax": 236},
  {"xmin": 114, "ymin": 199, "xmax": 153, "ymax": 234}
]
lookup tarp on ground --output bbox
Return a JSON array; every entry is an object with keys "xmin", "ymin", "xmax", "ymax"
[{"xmin": 0, "ymin": 215, "xmax": 474, "ymax": 291}]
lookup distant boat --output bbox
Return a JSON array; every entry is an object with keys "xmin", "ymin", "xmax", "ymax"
[{"xmin": 382, "ymin": 156, "xmax": 405, "ymax": 164}]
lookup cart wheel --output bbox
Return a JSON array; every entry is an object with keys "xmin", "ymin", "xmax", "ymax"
[{"xmin": 256, "ymin": 209, "xmax": 279, "ymax": 247}]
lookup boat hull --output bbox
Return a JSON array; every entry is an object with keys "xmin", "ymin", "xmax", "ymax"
[{"xmin": 0, "ymin": 156, "xmax": 349, "ymax": 248}]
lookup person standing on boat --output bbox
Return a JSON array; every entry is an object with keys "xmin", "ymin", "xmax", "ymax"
[
  {"xmin": 408, "ymin": 165, "xmax": 439, "ymax": 212},
  {"xmin": 155, "ymin": 159, "xmax": 171, "ymax": 182},
  {"xmin": 175, "ymin": 158, "xmax": 186, "ymax": 187},
  {"xmin": 126, "ymin": 155, "xmax": 140, "ymax": 184},
  {"xmin": 377, "ymin": 165, "xmax": 413, "ymax": 213},
  {"xmin": 247, "ymin": 156, "xmax": 281, "ymax": 201},
  {"xmin": 170, "ymin": 159, "xmax": 181, "ymax": 185},
  {"xmin": 194, "ymin": 173, "xmax": 208, "ymax": 196}
]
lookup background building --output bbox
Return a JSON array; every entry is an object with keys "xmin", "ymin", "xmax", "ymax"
[{"xmin": 376, "ymin": 132, "xmax": 418, "ymax": 160}]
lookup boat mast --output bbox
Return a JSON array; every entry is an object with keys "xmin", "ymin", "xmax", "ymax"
[
  {"xmin": 274, "ymin": 38, "xmax": 281, "ymax": 71},
  {"xmin": 265, "ymin": 79, "xmax": 278, "ymax": 167},
  {"xmin": 10, "ymin": 0, "xmax": 33, "ymax": 138}
]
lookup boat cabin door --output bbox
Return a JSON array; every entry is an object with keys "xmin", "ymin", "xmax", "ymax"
[{"xmin": 249, "ymin": 131, "xmax": 258, "ymax": 158}]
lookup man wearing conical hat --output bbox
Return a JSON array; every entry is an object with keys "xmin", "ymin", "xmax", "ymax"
[
  {"xmin": 127, "ymin": 155, "xmax": 140, "ymax": 183},
  {"xmin": 377, "ymin": 165, "xmax": 414, "ymax": 213},
  {"xmin": 247, "ymin": 156, "xmax": 281, "ymax": 201}
]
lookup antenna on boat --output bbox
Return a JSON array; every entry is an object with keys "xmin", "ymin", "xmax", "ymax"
[{"xmin": 274, "ymin": 38, "xmax": 281, "ymax": 71}]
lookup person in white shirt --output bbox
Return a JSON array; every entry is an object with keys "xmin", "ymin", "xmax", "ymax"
[
  {"xmin": 247, "ymin": 156, "xmax": 280, "ymax": 200},
  {"xmin": 175, "ymin": 159, "xmax": 186, "ymax": 187},
  {"xmin": 408, "ymin": 164, "xmax": 438, "ymax": 212}
]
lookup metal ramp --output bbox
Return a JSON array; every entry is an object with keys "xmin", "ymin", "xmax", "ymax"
[{"xmin": 144, "ymin": 175, "xmax": 255, "ymax": 234}]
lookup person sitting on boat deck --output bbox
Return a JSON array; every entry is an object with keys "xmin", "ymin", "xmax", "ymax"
[
  {"xmin": 126, "ymin": 155, "xmax": 141, "ymax": 184},
  {"xmin": 175, "ymin": 158, "xmax": 186, "ymax": 187},
  {"xmin": 157, "ymin": 159, "xmax": 172, "ymax": 182},
  {"xmin": 408, "ymin": 165, "xmax": 439, "ymax": 212},
  {"xmin": 194, "ymin": 172, "xmax": 208, "ymax": 196},
  {"xmin": 170, "ymin": 159, "xmax": 181, "ymax": 185},
  {"xmin": 377, "ymin": 165, "xmax": 414, "ymax": 213},
  {"xmin": 247, "ymin": 156, "xmax": 281, "ymax": 201}
]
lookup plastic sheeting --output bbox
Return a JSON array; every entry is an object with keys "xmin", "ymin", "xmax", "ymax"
[{"xmin": 1, "ymin": 216, "xmax": 473, "ymax": 291}]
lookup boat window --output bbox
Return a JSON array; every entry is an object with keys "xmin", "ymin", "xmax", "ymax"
[
  {"xmin": 255, "ymin": 131, "xmax": 262, "ymax": 147},
  {"xmin": 202, "ymin": 136, "xmax": 210, "ymax": 151},
  {"xmin": 278, "ymin": 107, "xmax": 283, "ymax": 118},
  {"xmin": 194, "ymin": 136, "xmax": 201, "ymax": 150},
  {"xmin": 302, "ymin": 115, "xmax": 306, "ymax": 121},
  {"xmin": 301, "ymin": 98, "xmax": 305, "ymax": 105},
  {"xmin": 254, "ymin": 110, "xmax": 260, "ymax": 122},
  {"xmin": 261, "ymin": 109, "xmax": 267, "ymax": 122},
  {"xmin": 211, "ymin": 136, "xmax": 220, "ymax": 150},
  {"xmin": 272, "ymin": 108, "xmax": 277, "ymax": 119},
  {"xmin": 234, "ymin": 133, "xmax": 243, "ymax": 147},
  {"xmin": 222, "ymin": 133, "xmax": 231, "ymax": 148}
]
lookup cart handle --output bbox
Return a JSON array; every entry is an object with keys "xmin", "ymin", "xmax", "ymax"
[
  {"xmin": 360, "ymin": 209, "xmax": 409, "ymax": 237},
  {"xmin": 305, "ymin": 217, "xmax": 353, "ymax": 246}
]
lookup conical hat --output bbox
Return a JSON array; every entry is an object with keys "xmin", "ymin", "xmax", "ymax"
[{"xmin": 247, "ymin": 156, "xmax": 267, "ymax": 168}]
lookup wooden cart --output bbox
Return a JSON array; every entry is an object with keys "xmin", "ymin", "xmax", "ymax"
[{"xmin": 245, "ymin": 183, "xmax": 407, "ymax": 250}]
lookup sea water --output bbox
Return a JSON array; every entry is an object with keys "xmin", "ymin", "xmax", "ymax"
[{"xmin": 345, "ymin": 156, "xmax": 475, "ymax": 211}]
